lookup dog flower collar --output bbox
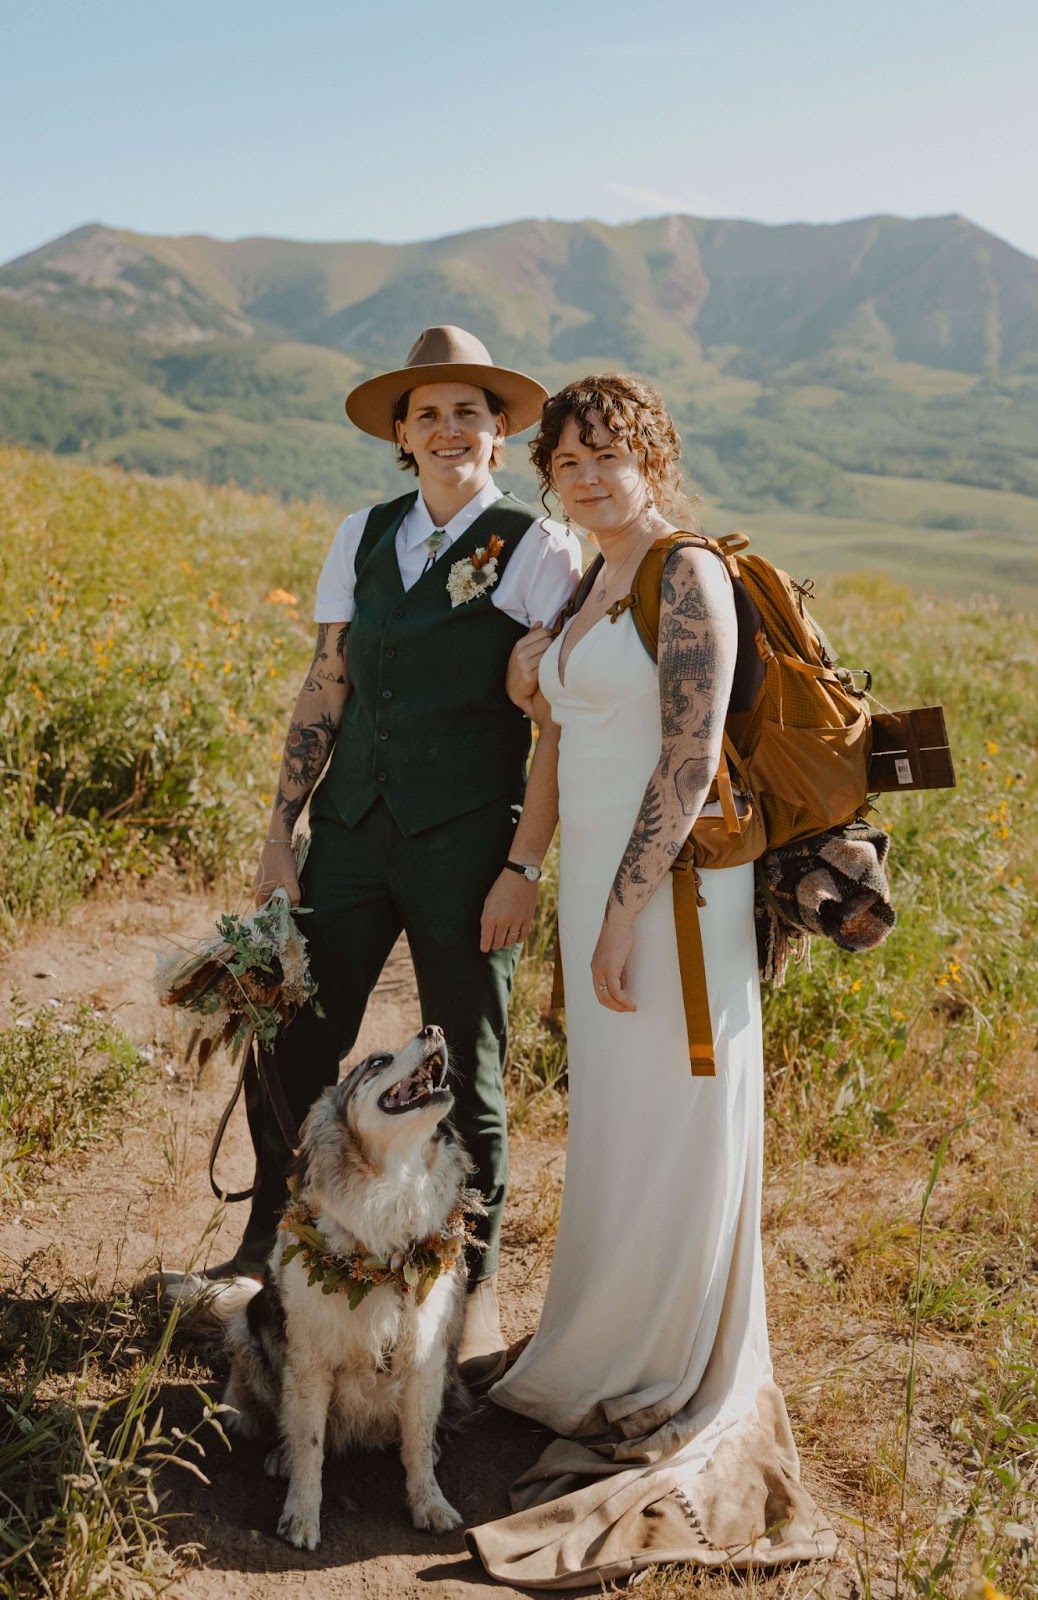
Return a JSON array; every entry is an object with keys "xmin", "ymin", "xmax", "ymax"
[{"xmin": 280, "ymin": 1194, "xmax": 484, "ymax": 1309}]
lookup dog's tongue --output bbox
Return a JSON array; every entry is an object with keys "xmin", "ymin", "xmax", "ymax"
[{"xmin": 384, "ymin": 1060, "xmax": 433, "ymax": 1109}]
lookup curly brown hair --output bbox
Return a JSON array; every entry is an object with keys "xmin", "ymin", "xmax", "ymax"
[
  {"xmin": 530, "ymin": 373, "xmax": 698, "ymax": 524},
  {"xmin": 392, "ymin": 386, "xmax": 507, "ymax": 476}
]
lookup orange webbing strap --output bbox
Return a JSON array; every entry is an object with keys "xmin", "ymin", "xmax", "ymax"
[
  {"xmin": 671, "ymin": 852, "xmax": 716, "ymax": 1075},
  {"xmin": 549, "ymin": 893, "xmax": 713, "ymax": 1075},
  {"xmin": 551, "ymin": 938, "xmax": 565, "ymax": 1010},
  {"xmin": 715, "ymin": 754, "xmax": 741, "ymax": 838}
]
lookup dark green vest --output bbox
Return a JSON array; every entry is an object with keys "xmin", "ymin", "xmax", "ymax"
[{"xmin": 314, "ymin": 491, "xmax": 537, "ymax": 836}]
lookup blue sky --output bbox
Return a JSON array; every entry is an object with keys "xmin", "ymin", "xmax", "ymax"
[{"xmin": 3, "ymin": 0, "xmax": 1036, "ymax": 263}]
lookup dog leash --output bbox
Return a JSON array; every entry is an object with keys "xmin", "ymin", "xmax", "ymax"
[{"xmin": 208, "ymin": 1028, "xmax": 301, "ymax": 1203}]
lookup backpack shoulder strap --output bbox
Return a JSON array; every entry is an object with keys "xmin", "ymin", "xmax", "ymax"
[
  {"xmin": 551, "ymin": 552, "xmax": 603, "ymax": 637},
  {"xmin": 627, "ymin": 531, "xmax": 732, "ymax": 662}
]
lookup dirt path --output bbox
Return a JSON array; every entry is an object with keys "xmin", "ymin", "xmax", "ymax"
[{"xmin": 0, "ymin": 886, "xmax": 566, "ymax": 1600}]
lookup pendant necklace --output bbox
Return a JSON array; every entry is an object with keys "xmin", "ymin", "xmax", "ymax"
[{"xmin": 594, "ymin": 527, "xmax": 653, "ymax": 603}]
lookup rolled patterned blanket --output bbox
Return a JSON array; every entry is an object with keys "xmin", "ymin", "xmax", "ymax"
[{"xmin": 754, "ymin": 819, "xmax": 896, "ymax": 983}]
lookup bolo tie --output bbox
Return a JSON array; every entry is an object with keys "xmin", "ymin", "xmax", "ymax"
[{"xmin": 421, "ymin": 529, "xmax": 447, "ymax": 575}]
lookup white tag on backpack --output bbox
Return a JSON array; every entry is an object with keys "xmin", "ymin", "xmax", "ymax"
[{"xmin": 895, "ymin": 757, "xmax": 913, "ymax": 785}]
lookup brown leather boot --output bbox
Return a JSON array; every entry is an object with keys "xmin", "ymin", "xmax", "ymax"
[{"xmin": 458, "ymin": 1273, "xmax": 507, "ymax": 1388}]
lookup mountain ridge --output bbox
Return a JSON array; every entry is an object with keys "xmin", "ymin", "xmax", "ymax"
[
  {"xmin": 4, "ymin": 211, "xmax": 1036, "ymax": 375},
  {"xmin": 0, "ymin": 212, "xmax": 1035, "ymax": 604}
]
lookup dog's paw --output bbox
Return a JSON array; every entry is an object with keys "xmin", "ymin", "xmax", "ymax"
[
  {"xmin": 277, "ymin": 1502, "xmax": 321, "ymax": 1550},
  {"xmin": 410, "ymin": 1491, "xmax": 463, "ymax": 1533},
  {"xmin": 264, "ymin": 1445, "xmax": 287, "ymax": 1479}
]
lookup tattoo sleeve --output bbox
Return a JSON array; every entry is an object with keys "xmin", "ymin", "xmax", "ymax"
[
  {"xmin": 270, "ymin": 622, "xmax": 351, "ymax": 836},
  {"xmin": 608, "ymin": 550, "xmax": 737, "ymax": 915}
]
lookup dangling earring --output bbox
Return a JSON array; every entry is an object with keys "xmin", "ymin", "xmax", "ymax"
[
  {"xmin": 561, "ymin": 508, "xmax": 571, "ymax": 524},
  {"xmin": 645, "ymin": 493, "xmax": 656, "ymax": 511}
]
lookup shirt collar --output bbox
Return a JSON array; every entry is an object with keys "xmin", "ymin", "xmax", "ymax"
[{"xmin": 401, "ymin": 477, "xmax": 502, "ymax": 552}]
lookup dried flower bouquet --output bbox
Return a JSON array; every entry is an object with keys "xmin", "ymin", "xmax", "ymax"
[{"xmin": 157, "ymin": 872, "xmax": 320, "ymax": 1064}]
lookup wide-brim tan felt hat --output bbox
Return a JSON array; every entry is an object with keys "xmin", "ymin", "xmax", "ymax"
[{"xmin": 345, "ymin": 325, "xmax": 548, "ymax": 441}]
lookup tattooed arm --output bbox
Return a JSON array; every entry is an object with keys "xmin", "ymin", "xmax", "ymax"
[
  {"xmin": 590, "ymin": 547, "xmax": 737, "ymax": 1010},
  {"xmin": 254, "ymin": 621, "xmax": 351, "ymax": 906}
]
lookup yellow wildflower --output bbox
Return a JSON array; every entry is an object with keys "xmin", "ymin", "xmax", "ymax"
[
  {"xmin": 985, "ymin": 740, "xmax": 999, "ymax": 756},
  {"xmin": 265, "ymin": 588, "xmax": 299, "ymax": 606},
  {"xmin": 968, "ymin": 1574, "xmax": 1010, "ymax": 1600}
]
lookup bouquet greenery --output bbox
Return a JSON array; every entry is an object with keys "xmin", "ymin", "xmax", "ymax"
[{"xmin": 157, "ymin": 883, "xmax": 320, "ymax": 1065}]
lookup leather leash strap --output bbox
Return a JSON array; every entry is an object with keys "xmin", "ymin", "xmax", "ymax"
[{"xmin": 208, "ymin": 1030, "xmax": 301, "ymax": 1203}]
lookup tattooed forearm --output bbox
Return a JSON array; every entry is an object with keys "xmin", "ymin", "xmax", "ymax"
[
  {"xmin": 605, "ymin": 547, "xmax": 737, "ymax": 921},
  {"xmin": 274, "ymin": 787, "xmax": 307, "ymax": 833},
  {"xmin": 303, "ymin": 622, "xmax": 350, "ymax": 692},
  {"xmin": 284, "ymin": 712, "xmax": 337, "ymax": 787},
  {"xmin": 269, "ymin": 622, "xmax": 351, "ymax": 836},
  {"xmin": 611, "ymin": 785, "xmax": 664, "ymax": 907}
]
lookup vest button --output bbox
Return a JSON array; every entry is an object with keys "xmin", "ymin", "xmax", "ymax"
[
  {"xmin": 385, "ymin": 647, "xmax": 396, "ymax": 659},
  {"xmin": 382, "ymin": 689, "xmax": 393, "ymax": 699},
  {"xmin": 392, "ymin": 607, "xmax": 404, "ymax": 619},
  {"xmin": 376, "ymin": 771, "xmax": 387, "ymax": 782},
  {"xmin": 378, "ymin": 730, "xmax": 389, "ymax": 741}
]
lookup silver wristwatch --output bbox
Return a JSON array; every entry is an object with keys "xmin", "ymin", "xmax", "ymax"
[{"xmin": 504, "ymin": 860, "xmax": 542, "ymax": 883}]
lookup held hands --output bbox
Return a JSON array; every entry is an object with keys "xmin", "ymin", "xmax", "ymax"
[
  {"xmin": 506, "ymin": 622, "xmax": 554, "ymax": 717},
  {"xmin": 253, "ymin": 841, "xmax": 301, "ymax": 909},
  {"xmin": 590, "ymin": 906, "xmax": 637, "ymax": 1012},
  {"xmin": 480, "ymin": 870, "xmax": 539, "ymax": 952}
]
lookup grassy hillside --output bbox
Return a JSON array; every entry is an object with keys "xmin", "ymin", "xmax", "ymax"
[
  {"xmin": 0, "ymin": 447, "xmax": 322, "ymax": 939},
  {"xmin": 0, "ymin": 215, "xmax": 1035, "ymax": 602},
  {"xmin": 2, "ymin": 441, "xmax": 1034, "ymax": 933}
]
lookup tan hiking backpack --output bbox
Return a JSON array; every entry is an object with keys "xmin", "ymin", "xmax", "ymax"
[
  {"xmin": 627, "ymin": 532, "xmax": 873, "ymax": 847},
  {"xmin": 553, "ymin": 532, "xmax": 873, "ymax": 1074}
]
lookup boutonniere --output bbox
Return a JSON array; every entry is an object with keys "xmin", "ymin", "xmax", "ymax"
[{"xmin": 446, "ymin": 534, "xmax": 505, "ymax": 608}]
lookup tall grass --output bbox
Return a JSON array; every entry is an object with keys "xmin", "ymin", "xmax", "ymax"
[
  {"xmin": 760, "ymin": 577, "xmax": 1035, "ymax": 1167},
  {"xmin": 0, "ymin": 1001, "xmax": 149, "ymax": 1209},
  {"xmin": 0, "ymin": 446, "xmax": 325, "ymax": 939},
  {"xmin": 0, "ymin": 1263, "xmax": 228, "ymax": 1600}
]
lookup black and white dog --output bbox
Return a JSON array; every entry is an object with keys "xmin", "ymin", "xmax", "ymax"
[{"xmin": 194, "ymin": 1025, "xmax": 473, "ymax": 1550}]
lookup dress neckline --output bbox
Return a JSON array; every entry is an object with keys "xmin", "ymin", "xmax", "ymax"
[{"xmin": 556, "ymin": 611, "xmax": 612, "ymax": 690}]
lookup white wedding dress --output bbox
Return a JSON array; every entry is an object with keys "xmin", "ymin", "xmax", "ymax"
[{"xmin": 469, "ymin": 609, "xmax": 835, "ymax": 1589}]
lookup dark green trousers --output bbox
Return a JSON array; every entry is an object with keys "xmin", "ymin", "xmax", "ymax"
[{"xmin": 235, "ymin": 795, "xmax": 520, "ymax": 1282}]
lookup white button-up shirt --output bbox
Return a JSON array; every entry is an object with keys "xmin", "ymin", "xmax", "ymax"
[{"xmin": 314, "ymin": 478, "xmax": 581, "ymax": 628}]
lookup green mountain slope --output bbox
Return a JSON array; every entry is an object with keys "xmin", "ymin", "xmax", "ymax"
[{"xmin": 0, "ymin": 214, "xmax": 1035, "ymax": 603}]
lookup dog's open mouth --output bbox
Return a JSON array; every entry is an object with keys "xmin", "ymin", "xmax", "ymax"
[{"xmin": 377, "ymin": 1046, "xmax": 450, "ymax": 1115}]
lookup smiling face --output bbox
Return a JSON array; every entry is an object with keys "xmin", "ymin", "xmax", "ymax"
[
  {"xmin": 394, "ymin": 382, "xmax": 505, "ymax": 496},
  {"xmin": 549, "ymin": 412, "xmax": 649, "ymax": 536}
]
